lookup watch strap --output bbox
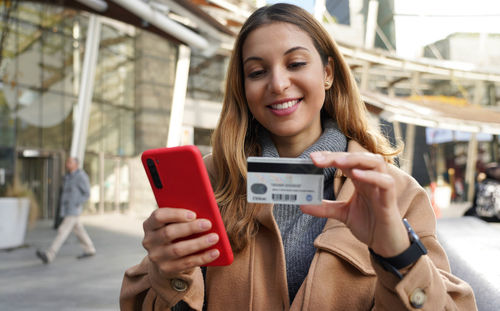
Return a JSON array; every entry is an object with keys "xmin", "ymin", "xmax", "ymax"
[
  {"xmin": 380, "ymin": 238, "xmax": 427, "ymax": 269},
  {"xmin": 370, "ymin": 218, "xmax": 428, "ymax": 279}
]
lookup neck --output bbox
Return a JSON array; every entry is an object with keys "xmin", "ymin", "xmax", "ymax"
[{"xmin": 270, "ymin": 123, "xmax": 322, "ymax": 158}]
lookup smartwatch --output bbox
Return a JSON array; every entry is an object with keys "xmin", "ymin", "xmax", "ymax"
[{"xmin": 370, "ymin": 218, "xmax": 428, "ymax": 279}]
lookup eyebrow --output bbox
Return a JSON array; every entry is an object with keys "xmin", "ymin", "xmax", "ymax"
[{"xmin": 243, "ymin": 46, "xmax": 310, "ymax": 65}]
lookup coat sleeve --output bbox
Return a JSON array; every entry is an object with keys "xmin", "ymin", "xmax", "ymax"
[
  {"xmin": 76, "ymin": 171, "xmax": 91, "ymax": 206},
  {"xmin": 120, "ymin": 256, "xmax": 205, "ymax": 311},
  {"xmin": 371, "ymin": 174, "xmax": 477, "ymax": 310}
]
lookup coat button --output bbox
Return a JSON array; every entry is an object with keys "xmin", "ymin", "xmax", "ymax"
[
  {"xmin": 409, "ymin": 288, "xmax": 426, "ymax": 309},
  {"xmin": 170, "ymin": 278, "xmax": 188, "ymax": 292}
]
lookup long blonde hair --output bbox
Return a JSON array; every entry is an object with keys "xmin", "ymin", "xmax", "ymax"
[{"xmin": 211, "ymin": 3, "xmax": 399, "ymax": 252}]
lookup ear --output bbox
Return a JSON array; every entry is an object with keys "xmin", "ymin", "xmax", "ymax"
[{"xmin": 324, "ymin": 57, "xmax": 334, "ymax": 90}]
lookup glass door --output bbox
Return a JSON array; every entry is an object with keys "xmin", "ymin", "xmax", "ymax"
[{"xmin": 17, "ymin": 151, "xmax": 63, "ymax": 219}]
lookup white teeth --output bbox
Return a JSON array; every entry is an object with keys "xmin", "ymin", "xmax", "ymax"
[{"xmin": 270, "ymin": 99, "xmax": 299, "ymax": 110}]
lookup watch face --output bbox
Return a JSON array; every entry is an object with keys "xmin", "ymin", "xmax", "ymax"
[
  {"xmin": 403, "ymin": 218, "xmax": 428, "ymax": 255},
  {"xmin": 409, "ymin": 230, "xmax": 419, "ymax": 243}
]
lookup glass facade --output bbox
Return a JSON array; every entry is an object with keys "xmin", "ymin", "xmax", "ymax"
[{"xmin": 0, "ymin": 2, "xmax": 174, "ymax": 217}]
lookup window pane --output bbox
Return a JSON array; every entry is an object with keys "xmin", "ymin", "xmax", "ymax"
[
  {"xmin": 42, "ymin": 30, "xmax": 73, "ymax": 94},
  {"xmin": 86, "ymin": 103, "xmax": 102, "ymax": 154},
  {"xmin": 119, "ymin": 110, "xmax": 134, "ymax": 156},
  {"xmin": 0, "ymin": 88, "xmax": 15, "ymax": 147},
  {"xmin": 13, "ymin": 21, "xmax": 42, "ymax": 89},
  {"xmin": 102, "ymin": 104, "xmax": 120, "ymax": 155},
  {"xmin": 41, "ymin": 92, "xmax": 73, "ymax": 150}
]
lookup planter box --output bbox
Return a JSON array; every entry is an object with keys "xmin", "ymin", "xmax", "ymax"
[{"xmin": 0, "ymin": 198, "xmax": 30, "ymax": 249}]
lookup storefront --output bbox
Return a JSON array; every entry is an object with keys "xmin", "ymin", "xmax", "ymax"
[
  {"xmin": 0, "ymin": 1, "xmax": 230, "ymax": 218},
  {"xmin": 363, "ymin": 91, "xmax": 500, "ymax": 203}
]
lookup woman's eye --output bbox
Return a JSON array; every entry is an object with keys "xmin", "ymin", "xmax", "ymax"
[
  {"xmin": 248, "ymin": 70, "xmax": 265, "ymax": 79},
  {"xmin": 289, "ymin": 62, "xmax": 306, "ymax": 69}
]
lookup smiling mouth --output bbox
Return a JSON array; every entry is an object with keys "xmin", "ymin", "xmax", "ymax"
[{"xmin": 268, "ymin": 98, "xmax": 302, "ymax": 110}]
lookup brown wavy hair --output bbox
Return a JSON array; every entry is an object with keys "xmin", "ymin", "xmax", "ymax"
[{"xmin": 211, "ymin": 3, "xmax": 400, "ymax": 252}]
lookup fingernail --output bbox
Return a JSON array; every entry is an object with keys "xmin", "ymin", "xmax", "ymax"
[
  {"xmin": 210, "ymin": 249, "xmax": 220, "ymax": 258},
  {"xmin": 186, "ymin": 211, "xmax": 196, "ymax": 220},
  {"xmin": 311, "ymin": 152, "xmax": 325, "ymax": 162},
  {"xmin": 199, "ymin": 220, "xmax": 211, "ymax": 230},
  {"xmin": 207, "ymin": 233, "xmax": 219, "ymax": 244}
]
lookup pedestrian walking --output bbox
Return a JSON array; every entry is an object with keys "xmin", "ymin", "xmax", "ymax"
[
  {"xmin": 120, "ymin": 3, "xmax": 476, "ymax": 310},
  {"xmin": 36, "ymin": 157, "xmax": 96, "ymax": 263}
]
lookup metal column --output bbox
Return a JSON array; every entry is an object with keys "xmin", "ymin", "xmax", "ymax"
[
  {"xmin": 465, "ymin": 133, "xmax": 478, "ymax": 201},
  {"xmin": 401, "ymin": 72, "xmax": 420, "ymax": 174},
  {"xmin": 364, "ymin": 0, "xmax": 379, "ymax": 49},
  {"xmin": 70, "ymin": 15, "xmax": 101, "ymax": 163},
  {"xmin": 167, "ymin": 44, "xmax": 191, "ymax": 147}
]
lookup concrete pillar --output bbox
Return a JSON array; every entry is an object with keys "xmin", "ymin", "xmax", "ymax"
[{"xmin": 134, "ymin": 30, "xmax": 177, "ymax": 152}]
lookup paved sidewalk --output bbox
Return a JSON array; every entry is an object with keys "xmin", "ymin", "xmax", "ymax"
[
  {"xmin": 1, "ymin": 202, "xmax": 498, "ymax": 311},
  {"xmin": 0, "ymin": 213, "xmax": 148, "ymax": 311}
]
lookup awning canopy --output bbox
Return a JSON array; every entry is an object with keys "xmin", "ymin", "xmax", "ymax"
[
  {"xmin": 43, "ymin": 0, "xmax": 235, "ymax": 50},
  {"xmin": 362, "ymin": 91, "xmax": 500, "ymax": 135}
]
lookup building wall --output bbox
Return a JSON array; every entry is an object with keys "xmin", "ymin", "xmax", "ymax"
[
  {"xmin": 423, "ymin": 33, "xmax": 500, "ymax": 106},
  {"xmin": 134, "ymin": 31, "xmax": 177, "ymax": 153},
  {"xmin": 0, "ymin": 3, "xmax": 183, "ymax": 217}
]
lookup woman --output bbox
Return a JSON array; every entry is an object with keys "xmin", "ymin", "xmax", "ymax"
[{"xmin": 121, "ymin": 3, "xmax": 476, "ymax": 310}]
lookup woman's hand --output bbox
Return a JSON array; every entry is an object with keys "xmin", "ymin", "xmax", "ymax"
[
  {"xmin": 300, "ymin": 151, "xmax": 410, "ymax": 258},
  {"xmin": 142, "ymin": 208, "xmax": 220, "ymax": 278}
]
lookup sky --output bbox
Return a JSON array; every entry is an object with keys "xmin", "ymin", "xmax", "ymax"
[
  {"xmin": 264, "ymin": 0, "xmax": 500, "ymax": 59},
  {"xmin": 394, "ymin": 0, "xmax": 500, "ymax": 58}
]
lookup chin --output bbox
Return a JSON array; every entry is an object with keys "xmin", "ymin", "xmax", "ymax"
[{"xmin": 267, "ymin": 127, "xmax": 300, "ymax": 138}]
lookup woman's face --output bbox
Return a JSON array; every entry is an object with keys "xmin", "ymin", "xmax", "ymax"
[{"xmin": 242, "ymin": 22, "xmax": 332, "ymax": 141}]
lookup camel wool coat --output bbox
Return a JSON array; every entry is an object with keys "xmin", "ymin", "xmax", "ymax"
[{"xmin": 120, "ymin": 141, "xmax": 477, "ymax": 310}]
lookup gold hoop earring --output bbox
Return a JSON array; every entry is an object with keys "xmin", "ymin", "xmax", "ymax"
[{"xmin": 325, "ymin": 81, "xmax": 330, "ymax": 87}]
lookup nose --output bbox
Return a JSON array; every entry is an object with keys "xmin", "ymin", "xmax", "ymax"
[{"xmin": 269, "ymin": 67, "xmax": 290, "ymax": 94}]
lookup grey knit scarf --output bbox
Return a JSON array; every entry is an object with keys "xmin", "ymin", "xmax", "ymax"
[{"xmin": 258, "ymin": 118, "xmax": 347, "ymax": 303}]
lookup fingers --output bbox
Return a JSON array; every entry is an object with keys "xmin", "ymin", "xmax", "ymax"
[
  {"xmin": 148, "ymin": 231, "xmax": 219, "ymax": 262},
  {"xmin": 156, "ymin": 248, "xmax": 220, "ymax": 275},
  {"xmin": 143, "ymin": 218, "xmax": 213, "ymax": 248},
  {"xmin": 166, "ymin": 233, "xmax": 219, "ymax": 259},
  {"xmin": 147, "ymin": 232, "xmax": 220, "ymax": 274},
  {"xmin": 310, "ymin": 151, "xmax": 387, "ymax": 173},
  {"xmin": 142, "ymin": 208, "xmax": 222, "ymax": 277},
  {"xmin": 351, "ymin": 169, "xmax": 394, "ymax": 189},
  {"xmin": 310, "ymin": 151, "xmax": 393, "ymax": 192},
  {"xmin": 143, "ymin": 208, "xmax": 196, "ymax": 231},
  {"xmin": 301, "ymin": 200, "xmax": 349, "ymax": 222}
]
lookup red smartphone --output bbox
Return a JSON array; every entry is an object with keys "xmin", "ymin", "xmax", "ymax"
[{"xmin": 141, "ymin": 145, "xmax": 233, "ymax": 266}]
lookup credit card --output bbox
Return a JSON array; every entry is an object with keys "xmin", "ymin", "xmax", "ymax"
[{"xmin": 247, "ymin": 157, "xmax": 324, "ymax": 205}]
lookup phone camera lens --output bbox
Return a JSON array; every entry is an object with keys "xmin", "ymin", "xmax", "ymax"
[{"xmin": 147, "ymin": 158, "xmax": 163, "ymax": 189}]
